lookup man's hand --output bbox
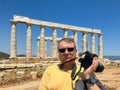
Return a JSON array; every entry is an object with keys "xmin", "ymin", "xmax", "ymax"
[{"xmin": 82, "ymin": 57, "xmax": 98, "ymax": 79}]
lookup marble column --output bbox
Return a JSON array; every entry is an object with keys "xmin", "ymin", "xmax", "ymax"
[
  {"xmin": 37, "ymin": 37, "xmax": 40, "ymax": 58},
  {"xmin": 82, "ymin": 32, "xmax": 87, "ymax": 53},
  {"xmin": 10, "ymin": 21, "xmax": 17, "ymax": 59},
  {"xmin": 40, "ymin": 26, "xmax": 45, "ymax": 58},
  {"xmin": 26, "ymin": 23, "xmax": 32, "ymax": 59},
  {"xmin": 45, "ymin": 40, "xmax": 47, "ymax": 57},
  {"xmin": 74, "ymin": 31, "xmax": 78, "ymax": 55},
  {"xmin": 64, "ymin": 29, "xmax": 68, "ymax": 38},
  {"xmin": 52, "ymin": 27, "xmax": 57, "ymax": 57},
  {"xmin": 98, "ymin": 34, "xmax": 103, "ymax": 58},
  {"xmin": 91, "ymin": 33, "xmax": 95, "ymax": 53}
]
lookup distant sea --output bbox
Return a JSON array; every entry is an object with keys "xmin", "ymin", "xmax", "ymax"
[{"xmin": 103, "ymin": 56, "xmax": 120, "ymax": 60}]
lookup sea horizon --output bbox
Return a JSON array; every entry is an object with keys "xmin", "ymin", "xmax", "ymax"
[{"xmin": 103, "ymin": 56, "xmax": 120, "ymax": 60}]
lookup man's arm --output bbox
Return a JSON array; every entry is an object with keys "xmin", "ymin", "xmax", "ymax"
[{"xmin": 82, "ymin": 57, "xmax": 101, "ymax": 90}]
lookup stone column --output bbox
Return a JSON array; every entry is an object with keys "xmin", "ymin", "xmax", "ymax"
[
  {"xmin": 82, "ymin": 32, "xmax": 87, "ymax": 53},
  {"xmin": 26, "ymin": 23, "xmax": 32, "ymax": 59},
  {"xmin": 50, "ymin": 40, "xmax": 52, "ymax": 57},
  {"xmin": 52, "ymin": 27, "xmax": 57, "ymax": 57},
  {"xmin": 91, "ymin": 33, "xmax": 95, "ymax": 53},
  {"xmin": 10, "ymin": 20, "xmax": 17, "ymax": 59},
  {"xmin": 98, "ymin": 34, "xmax": 103, "ymax": 58},
  {"xmin": 64, "ymin": 29, "xmax": 68, "ymax": 38},
  {"xmin": 74, "ymin": 31, "xmax": 78, "ymax": 55},
  {"xmin": 45, "ymin": 40, "xmax": 47, "ymax": 57},
  {"xmin": 56, "ymin": 40, "xmax": 58, "ymax": 56},
  {"xmin": 40, "ymin": 26, "xmax": 45, "ymax": 58},
  {"xmin": 37, "ymin": 37, "xmax": 40, "ymax": 58}
]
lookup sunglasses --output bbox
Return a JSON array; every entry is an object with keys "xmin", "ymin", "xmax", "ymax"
[{"xmin": 58, "ymin": 47, "xmax": 75, "ymax": 53}]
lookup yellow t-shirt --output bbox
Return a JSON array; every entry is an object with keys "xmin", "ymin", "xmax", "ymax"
[{"xmin": 38, "ymin": 62, "xmax": 83, "ymax": 90}]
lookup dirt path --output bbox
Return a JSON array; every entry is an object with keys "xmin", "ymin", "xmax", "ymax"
[{"xmin": 0, "ymin": 79, "xmax": 40, "ymax": 90}]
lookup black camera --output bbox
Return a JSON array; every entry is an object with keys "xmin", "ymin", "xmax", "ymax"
[{"xmin": 79, "ymin": 51, "xmax": 104, "ymax": 72}]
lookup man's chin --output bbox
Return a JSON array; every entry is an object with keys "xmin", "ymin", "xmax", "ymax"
[{"xmin": 62, "ymin": 58, "xmax": 74, "ymax": 63}]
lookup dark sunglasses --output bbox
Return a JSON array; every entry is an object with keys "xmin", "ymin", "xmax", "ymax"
[{"xmin": 58, "ymin": 47, "xmax": 75, "ymax": 53}]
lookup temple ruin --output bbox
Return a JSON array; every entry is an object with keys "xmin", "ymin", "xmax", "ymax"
[{"xmin": 9, "ymin": 15, "xmax": 103, "ymax": 60}]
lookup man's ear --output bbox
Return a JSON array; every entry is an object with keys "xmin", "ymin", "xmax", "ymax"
[{"xmin": 75, "ymin": 49, "xmax": 77, "ymax": 52}]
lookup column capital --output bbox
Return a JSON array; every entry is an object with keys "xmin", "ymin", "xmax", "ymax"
[
  {"xmin": 63, "ymin": 29, "xmax": 68, "ymax": 31},
  {"xmin": 51, "ymin": 27, "xmax": 57, "ymax": 29},
  {"xmin": 40, "ymin": 25, "xmax": 45, "ymax": 28},
  {"xmin": 98, "ymin": 33, "xmax": 102, "ymax": 36},
  {"xmin": 81, "ymin": 31, "xmax": 88, "ymax": 34},
  {"xmin": 26, "ymin": 23, "xmax": 32, "ymax": 26},
  {"xmin": 10, "ymin": 20, "xmax": 17, "ymax": 24}
]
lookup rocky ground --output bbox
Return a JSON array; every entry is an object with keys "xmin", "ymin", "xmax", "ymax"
[
  {"xmin": 0, "ymin": 66, "xmax": 119, "ymax": 90},
  {"xmin": 0, "ymin": 58, "xmax": 120, "ymax": 90},
  {"xmin": 96, "ymin": 66, "xmax": 120, "ymax": 90}
]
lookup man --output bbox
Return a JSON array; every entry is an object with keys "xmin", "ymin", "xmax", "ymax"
[{"xmin": 38, "ymin": 38, "xmax": 101, "ymax": 90}]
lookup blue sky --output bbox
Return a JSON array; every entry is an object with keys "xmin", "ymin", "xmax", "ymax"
[{"xmin": 0, "ymin": 0, "xmax": 120, "ymax": 56}]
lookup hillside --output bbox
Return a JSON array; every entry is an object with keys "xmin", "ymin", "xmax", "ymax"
[{"xmin": 0, "ymin": 52, "xmax": 10, "ymax": 59}]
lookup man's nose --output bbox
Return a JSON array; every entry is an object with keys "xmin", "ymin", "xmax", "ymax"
[{"xmin": 64, "ymin": 49, "xmax": 69, "ymax": 54}]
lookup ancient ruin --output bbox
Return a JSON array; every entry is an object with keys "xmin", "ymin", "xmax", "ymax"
[
  {"xmin": 1, "ymin": 15, "xmax": 120, "ymax": 90},
  {"xmin": 9, "ymin": 15, "xmax": 103, "ymax": 60}
]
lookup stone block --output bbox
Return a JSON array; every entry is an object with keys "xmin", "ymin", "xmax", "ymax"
[{"xmin": 30, "ymin": 71, "xmax": 37, "ymax": 80}]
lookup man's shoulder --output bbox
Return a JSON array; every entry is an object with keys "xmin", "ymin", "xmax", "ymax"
[
  {"xmin": 47, "ymin": 64, "xmax": 59, "ymax": 70},
  {"xmin": 45, "ymin": 64, "xmax": 60, "ymax": 73}
]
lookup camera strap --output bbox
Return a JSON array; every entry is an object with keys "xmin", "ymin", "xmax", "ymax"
[
  {"xmin": 59, "ymin": 58, "xmax": 76, "ymax": 70},
  {"xmin": 71, "ymin": 63, "xmax": 82, "ymax": 80},
  {"xmin": 71, "ymin": 63, "xmax": 88, "ymax": 90}
]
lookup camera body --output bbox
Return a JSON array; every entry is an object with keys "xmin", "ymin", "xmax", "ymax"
[{"xmin": 79, "ymin": 51, "xmax": 104, "ymax": 72}]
